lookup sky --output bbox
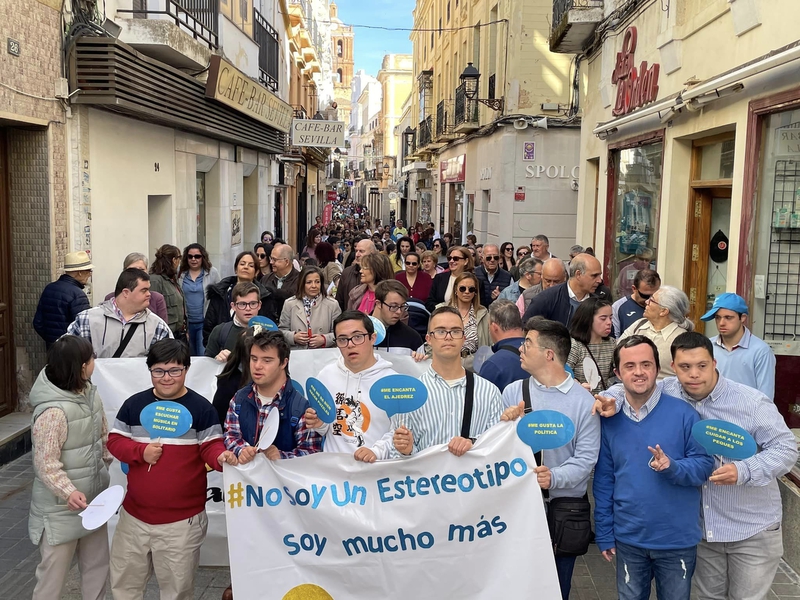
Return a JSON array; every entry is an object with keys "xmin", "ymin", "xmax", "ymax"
[{"xmin": 332, "ymin": 0, "xmax": 414, "ymax": 76}]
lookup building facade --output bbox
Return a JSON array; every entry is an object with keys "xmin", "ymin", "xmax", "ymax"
[{"xmin": 407, "ymin": 0, "xmax": 580, "ymax": 253}]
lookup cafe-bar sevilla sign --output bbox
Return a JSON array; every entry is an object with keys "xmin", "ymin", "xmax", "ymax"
[{"xmin": 611, "ymin": 27, "xmax": 660, "ymax": 116}]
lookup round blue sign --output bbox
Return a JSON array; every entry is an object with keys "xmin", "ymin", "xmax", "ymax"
[
  {"xmin": 516, "ymin": 410, "xmax": 576, "ymax": 453},
  {"xmin": 139, "ymin": 401, "xmax": 193, "ymax": 439},
  {"xmin": 306, "ymin": 377, "xmax": 336, "ymax": 424},
  {"xmin": 369, "ymin": 374, "xmax": 428, "ymax": 417},
  {"xmin": 691, "ymin": 419, "xmax": 757, "ymax": 460}
]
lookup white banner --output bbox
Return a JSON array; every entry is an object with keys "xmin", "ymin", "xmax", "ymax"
[
  {"xmin": 93, "ymin": 349, "xmax": 429, "ymax": 566},
  {"xmin": 224, "ymin": 422, "xmax": 559, "ymax": 599}
]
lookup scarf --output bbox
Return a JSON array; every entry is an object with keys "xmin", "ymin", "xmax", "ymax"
[{"xmin": 302, "ymin": 295, "xmax": 321, "ymax": 332}]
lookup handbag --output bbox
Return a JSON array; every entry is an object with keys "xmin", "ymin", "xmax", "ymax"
[{"xmin": 521, "ymin": 377, "xmax": 592, "ymax": 557}]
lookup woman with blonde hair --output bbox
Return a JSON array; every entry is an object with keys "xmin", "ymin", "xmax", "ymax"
[
  {"xmin": 437, "ymin": 272, "xmax": 489, "ymax": 369},
  {"xmin": 426, "ymin": 245, "xmax": 477, "ymax": 312}
]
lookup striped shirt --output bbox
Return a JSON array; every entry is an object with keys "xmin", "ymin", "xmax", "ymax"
[
  {"xmin": 605, "ymin": 375, "xmax": 798, "ymax": 542},
  {"xmin": 389, "ymin": 366, "xmax": 503, "ymax": 457},
  {"xmin": 620, "ymin": 386, "xmax": 662, "ymax": 422}
]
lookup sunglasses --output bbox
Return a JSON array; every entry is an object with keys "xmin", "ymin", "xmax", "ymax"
[
  {"xmin": 484, "ymin": 255, "xmax": 500, "ymax": 261},
  {"xmin": 448, "ymin": 256, "xmax": 465, "ymax": 262},
  {"xmin": 517, "ymin": 251, "xmax": 529, "ymax": 257},
  {"xmin": 405, "ymin": 261, "xmax": 419, "ymax": 266},
  {"xmin": 256, "ymin": 253, "xmax": 267, "ymax": 259},
  {"xmin": 458, "ymin": 285, "xmax": 477, "ymax": 293},
  {"xmin": 187, "ymin": 254, "xmax": 203, "ymax": 260},
  {"xmin": 637, "ymin": 290, "xmax": 653, "ymax": 300}
]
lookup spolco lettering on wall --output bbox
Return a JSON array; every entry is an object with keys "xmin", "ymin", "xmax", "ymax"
[
  {"xmin": 525, "ymin": 165, "xmax": 579, "ymax": 179},
  {"xmin": 611, "ymin": 27, "xmax": 660, "ymax": 117}
]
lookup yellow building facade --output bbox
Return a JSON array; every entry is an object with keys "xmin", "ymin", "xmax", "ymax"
[{"xmin": 406, "ymin": 0, "xmax": 581, "ymax": 252}]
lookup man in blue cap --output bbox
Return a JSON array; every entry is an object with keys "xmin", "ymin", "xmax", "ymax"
[{"xmin": 701, "ymin": 293, "xmax": 776, "ymax": 400}]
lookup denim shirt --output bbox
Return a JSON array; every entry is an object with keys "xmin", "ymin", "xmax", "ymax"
[{"xmin": 182, "ymin": 271, "xmax": 205, "ymax": 323}]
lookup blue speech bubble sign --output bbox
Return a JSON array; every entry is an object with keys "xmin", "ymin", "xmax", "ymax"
[
  {"xmin": 370, "ymin": 316, "xmax": 386, "ymax": 345},
  {"xmin": 121, "ymin": 462, "xmax": 129, "ymax": 475},
  {"xmin": 291, "ymin": 379, "xmax": 305, "ymax": 398},
  {"xmin": 516, "ymin": 410, "xmax": 576, "ymax": 452},
  {"xmin": 564, "ymin": 364, "xmax": 575, "ymax": 378},
  {"xmin": 369, "ymin": 374, "xmax": 428, "ymax": 418},
  {"xmin": 691, "ymin": 419, "xmax": 757, "ymax": 460},
  {"xmin": 248, "ymin": 316, "xmax": 279, "ymax": 331},
  {"xmin": 306, "ymin": 377, "xmax": 336, "ymax": 424},
  {"xmin": 139, "ymin": 401, "xmax": 193, "ymax": 439}
]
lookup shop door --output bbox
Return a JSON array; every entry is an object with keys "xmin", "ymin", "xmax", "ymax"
[
  {"xmin": 0, "ymin": 130, "xmax": 16, "ymax": 416},
  {"xmin": 683, "ymin": 136, "xmax": 735, "ymax": 333}
]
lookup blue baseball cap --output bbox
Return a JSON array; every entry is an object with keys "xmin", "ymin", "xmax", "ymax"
[{"xmin": 700, "ymin": 293, "xmax": 749, "ymax": 321}]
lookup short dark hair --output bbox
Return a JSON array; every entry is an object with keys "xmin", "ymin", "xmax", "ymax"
[
  {"xmin": 146, "ymin": 338, "xmax": 191, "ymax": 369},
  {"xmin": 333, "ymin": 310, "xmax": 375, "ymax": 336},
  {"xmin": 613, "ymin": 335, "xmax": 660, "ymax": 372},
  {"xmin": 428, "ymin": 305, "xmax": 461, "ymax": 330},
  {"xmin": 115, "ymin": 268, "xmax": 150, "ymax": 297},
  {"xmin": 296, "ymin": 266, "xmax": 326, "ymax": 298},
  {"xmin": 488, "ymin": 299, "xmax": 522, "ymax": 331},
  {"xmin": 232, "ymin": 282, "xmax": 260, "ymax": 303},
  {"xmin": 569, "ymin": 297, "xmax": 612, "ymax": 345},
  {"xmin": 670, "ymin": 331, "xmax": 714, "ymax": 360},
  {"xmin": 404, "ymin": 251, "xmax": 420, "ymax": 265},
  {"xmin": 523, "ymin": 317, "xmax": 571, "ymax": 365},
  {"xmin": 45, "ymin": 335, "xmax": 95, "ymax": 392},
  {"xmin": 246, "ymin": 330, "xmax": 290, "ymax": 375},
  {"xmin": 315, "ymin": 241, "xmax": 336, "ymax": 266},
  {"xmin": 375, "ymin": 279, "xmax": 408, "ymax": 303},
  {"xmin": 634, "ymin": 269, "xmax": 661, "ymax": 288}
]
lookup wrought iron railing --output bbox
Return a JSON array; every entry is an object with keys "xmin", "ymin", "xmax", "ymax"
[
  {"xmin": 120, "ymin": 0, "xmax": 219, "ymax": 48},
  {"xmin": 436, "ymin": 100, "xmax": 455, "ymax": 137},
  {"xmin": 254, "ymin": 9, "xmax": 279, "ymax": 92},
  {"xmin": 454, "ymin": 83, "xmax": 478, "ymax": 126},
  {"xmin": 292, "ymin": 105, "xmax": 308, "ymax": 119},
  {"xmin": 418, "ymin": 116, "xmax": 433, "ymax": 148},
  {"xmin": 552, "ymin": 0, "xmax": 603, "ymax": 33}
]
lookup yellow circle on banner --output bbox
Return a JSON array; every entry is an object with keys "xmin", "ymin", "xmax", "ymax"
[{"xmin": 282, "ymin": 584, "xmax": 333, "ymax": 600}]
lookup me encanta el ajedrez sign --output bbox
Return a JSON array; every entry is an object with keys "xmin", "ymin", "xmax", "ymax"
[
  {"xmin": 291, "ymin": 119, "xmax": 346, "ymax": 148},
  {"xmin": 205, "ymin": 56, "xmax": 293, "ymax": 133}
]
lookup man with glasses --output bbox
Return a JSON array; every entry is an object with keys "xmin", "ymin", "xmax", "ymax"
[
  {"xmin": 205, "ymin": 282, "xmax": 261, "ymax": 361},
  {"xmin": 499, "ymin": 318, "xmax": 600, "ymax": 600},
  {"xmin": 371, "ymin": 280, "xmax": 423, "ymax": 354},
  {"xmin": 475, "ymin": 243, "xmax": 512, "ymax": 307},
  {"xmin": 391, "ymin": 306, "xmax": 503, "ymax": 458},
  {"xmin": 611, "ymin": 269, "xmax": 661, "ymax": 338},
  {"xmin": 304, "ymin": 311, "xmax": 397, "ymax": 462},
  {"xmin": 108, "ymin": 339, "xmax": 237, "ymax": 600},
  {"xmin": 264, "ymin": 243, "xmax": 300, "ymax": 321},
  {"xmin": 500, "ymin": 257, "xmax": 541, "ymax": 304},
  {"xmin": 518, "ymin": 258, "xmax": 568, "ymax": 317}
]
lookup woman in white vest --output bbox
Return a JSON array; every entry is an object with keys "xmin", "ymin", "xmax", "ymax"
[{"xmin": 28, "ymin": 335, "xmax": 111, "ymax": 600}]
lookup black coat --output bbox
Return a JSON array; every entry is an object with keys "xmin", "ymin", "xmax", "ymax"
[
  {"xmin": 33, "ymin": 274, "xmax": 90, "ymax": 345},
  {"xmin": 522, "ymin": 282, "xmax": 612, "ymax": 327},
  {"xmin": 203, "ymin": 276, "xmax": 272, "ymax": 345},
  {"xmin": 474, "ymin": 265, "xmax": 512, "ymax": 308}
]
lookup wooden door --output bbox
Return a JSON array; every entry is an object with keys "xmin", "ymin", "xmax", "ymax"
[
  {"xmin": 0, "ymin": 130, "xmax": 16, "ymax": 416},
  {"xmin": 683, "ymin": 189, "xmax": 713, "ymax": 333}
]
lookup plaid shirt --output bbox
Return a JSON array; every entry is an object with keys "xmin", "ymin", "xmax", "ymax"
[
  {"xmin": 66, "ymin": 301, "xmax": 171, "ymax": 345},
  {"xmin": 224, "ymin": 383, "xmax": 322, "ymax": 459}
]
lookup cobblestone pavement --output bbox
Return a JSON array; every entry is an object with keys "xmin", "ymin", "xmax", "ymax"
[{"xmin": 1, "ymin": 453, "xmax": 799, "ymax": 599}]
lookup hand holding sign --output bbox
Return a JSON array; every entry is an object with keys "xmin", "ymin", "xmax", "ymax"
[
  {"xmin": 369, "ymin": 375, "xmax": 428, "ymax": 418},
  {"xmin": 257, "ymin": 407, "xmax": 282, "ymax": 450},
  {"xmin": 79, "ymin": 485, "xmax": 125, "ymax": 531},
  {"xmin": 140, "ymin": 401, "xmax": 193, "ymax": 471},
  {"xmin": 691, "ymin": 419, "xmax": 757, "ymax": 460},
  {"xmin": 516, "ymin": 410, "xmax": 576, "ymax": 453},
  {"xmin": 306, "ymin": 378, "xmax": 336, "ymax": 424}
]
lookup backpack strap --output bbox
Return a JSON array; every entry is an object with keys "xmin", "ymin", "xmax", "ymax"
[
  {"xmin": 113, "ymin": 322, "xmax": 140, "ymax": 358},
  {"xmin": 498, "ymin": 344, "xmax": 521, "ymax": 357},
  {"xmin": 218, "ymin": 320, "xmax": 235, "ymax": 348},
  {"xmin": 461, "ymin": 371, "xmax": 475, "ymax": 440}
]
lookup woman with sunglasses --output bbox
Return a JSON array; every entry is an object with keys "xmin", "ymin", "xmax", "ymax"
[
  {"xmin": 438, "ymin": 272, "xmax": 489, "ymax": 370},
  {"xmin": 395, "ymin": 251, "xmax": 432, "ymax": 303},
  {"xmin": 567, "ymin": 298, "xmax": 616, "ymax": 394},
  {"xmin": 260, "ymin": 231, "xmax": 274, "ymax": 244},
  {"xmin": 279, "ymin": 266, "xmax": 341, "ymax": 348},
  {"xmin": 390, "ymin": 236, "xmax": 414, "ymax": 272},
  {"xmin": 253, "ymin": 243, "xmax": 273, "ymax": 282},
  {"xmin": 426, "ymin": 246, "xmax": 478, "ymax": 312},
  {"xmin": 431, "ymin": 238, "xmax": 448, "ymax": 267},
  {"xmin": 510, "ymin": 245, "xmax": 532, "ymax": 280},
  {"xmin": 179, "ymin": 244, "xmax": 220, "ymax": 355},
  {"xmin": 499, "ymin": 242, "xmax": 515, "ymax": 272}
]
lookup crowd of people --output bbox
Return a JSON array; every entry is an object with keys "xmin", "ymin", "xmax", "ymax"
[{"xmin": 26, "ymin": 206, "xmax": 792, "ymax": 600}]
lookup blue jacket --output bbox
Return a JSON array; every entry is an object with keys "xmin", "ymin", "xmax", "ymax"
[
  {"xmin": 479, "ymin": 337, "xmax": 528, "ymax": 392},
  {"xmin": 523, "ymin": 282, "xmax": 612, "ymax": 327},
  {"xmin": 33, "ymin": 275, "xmax": 91, "ymax": 345},
  {"xmin": 230, "ymin": 379, "xmax": 308, "ymax": 452},
  {"xmin": 474, "ymin": 265, "xmax": 512, "ymax": 308}
]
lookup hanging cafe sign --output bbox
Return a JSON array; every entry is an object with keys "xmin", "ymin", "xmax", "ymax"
[{"xmin": 611, "ymin": 27, "xmax": 660, "ymax": 117}]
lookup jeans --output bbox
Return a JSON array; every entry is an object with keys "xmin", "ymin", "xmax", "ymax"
[
  {"xmin": 695, "ymin": 524, "xmax": 783, "ymax": 600},
  {"xmin": 188, "ymin": 322, "xmax": 204, "ymax": 356},
  {"xmin": 614, "ymin": 541, "xmax": 696, "ymax": 600},
  {"xmin": 555, "ymin": 555, "xmax": 577, "ymax": 600}
]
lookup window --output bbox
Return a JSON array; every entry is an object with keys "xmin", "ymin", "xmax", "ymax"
[
  {"xmin": 439, "ymin": 18, "xmax": 442, "ymax": 36},
  {"xmin": 337, "ymin": 68, "xmax": 342, "ymax": 83},
  {"xmin": 337, "ymin": 39, "xmax": 343, "ymax": 57},
  {"xmin": 607, "ymin": 142, "xmax": 663, "ymax": 300},
  {"xmin": 447, "ymin": 1, "xmax": 450, "ymax": 22}
]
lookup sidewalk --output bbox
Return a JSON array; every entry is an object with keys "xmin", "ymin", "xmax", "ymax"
[{"xmin": 1, "ymin": 453, "xmax": 799, "ymax": 599}]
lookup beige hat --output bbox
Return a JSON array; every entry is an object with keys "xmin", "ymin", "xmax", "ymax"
[{"xmin": 64, "ymin": 251, "xmax": 94, "ymax": 272}]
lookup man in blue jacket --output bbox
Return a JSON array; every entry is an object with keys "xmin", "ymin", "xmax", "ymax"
[
  {"xmin": 593, "ymin": 335, "xmax": 713, "ymax": 600},
  {"xmin": 479, "ymin": 300, "xmax": 527, "ymax": 391},
  {"xmin": 33, "ymin": 251, "xmax": 93, "ymax": 348},
  {"xmin": 474, "ymin": 244, "xmax": 512, "ymax": 307}
]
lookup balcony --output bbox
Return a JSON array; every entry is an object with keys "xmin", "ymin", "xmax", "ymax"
[
  {"xmin": 254, "ymin": 9, "xmax": 279, "ymax": 92},
  {"xmin": 435, "ymin": 99, "xmax": 456, "ymax": 143},
  {"xmin": 418, "ymin": 116, "xmax": 433, "ymax": 150},
  {"xmin": 550, "ymin": 0, "xmax": 603, "ymax": 54},
  {"xmin": 454, "ymin": 83, "xmax": 479, "ymax": 133}
]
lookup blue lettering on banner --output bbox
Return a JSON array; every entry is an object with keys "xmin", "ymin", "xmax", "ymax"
[
  {"xmin": 342, "ymin": 529, "xmax": 435, "ymax": 556},
  {"xmin": 283, "ymin": 533, "xmax": 327, "ymax": 556}
]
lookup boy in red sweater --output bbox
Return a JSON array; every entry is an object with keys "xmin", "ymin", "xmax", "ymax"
[{"xmin": 108, "ymin": 339, "xmax": 237, "ymax": 600}]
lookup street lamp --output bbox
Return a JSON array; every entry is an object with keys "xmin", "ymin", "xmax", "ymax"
[
  {"xmin": 402, "ymin": 126, "xmax": 415, "ymax": 158},
  {"xmin": 383, "ymin": 162, "xmax": 390, "ymax": 177},
  {"xmin": 459, "ymin": 62, "xmax": 504, "ymax": 112}
]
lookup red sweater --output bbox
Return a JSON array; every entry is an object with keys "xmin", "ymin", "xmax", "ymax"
[{"xmin": 108, "ymin": 388, "xmax": 225, "ymax": 525}]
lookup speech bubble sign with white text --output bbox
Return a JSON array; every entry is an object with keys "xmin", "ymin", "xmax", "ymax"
[
  {"xmin": 369, "ymin": 374, "xmax": 428, "ymax": 417},
  {"xmin": 516, "ymin": 410, "xmax": 575, "ymax": 453},
  {"xmin": 691, "ymin": 419, "xmax": 757, "ymax": 460},
  {"xmin": 306, "ymin": 377, "xmax": 336, "ymax": 424},
  {"xmin": 140, "ymin": 401, "xmax": 193, "ymax": 439}
]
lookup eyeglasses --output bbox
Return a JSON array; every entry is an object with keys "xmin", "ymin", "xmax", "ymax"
[
  {"xmin": 256, "ymin": 253, "xmax": 267, "ymax": 259},
  {"xmin": 646, "ymin": 297, "xmax": 662, "ymax": 307},
  {"xmin": 484, "ymin": 255, "xmax": 500, "ymax": 261},
  {"xmin": 187, "ymin": 254, "xmax": 203, "ymax": 260},
  {"xmin": 234, "ymin": 301, "xmax": 261, "ymax": 309},
  {"xmin": 430, "ymin": 328, "xmax": 465, "ymax": 339},
  {"xmin": 335, "ymin": 333, "xmax": 369, "ymax": 347},
  {"xmin": 458, "ymin": 285, "xmax": 477, "ymax": 293},
  {"xmin": 448, "ymin": 255, "xmax": 465, "ymax": 262},
  {"xmin": 405, "ymin": 261, "xmax": 419, "ymax": 266},
  {"xmin": 269, "ymin": 256, "xmax": 287, "ymax": 263},
  {"xmin": 381, "ymin": 302, "xmax": 408, "ymax": 313},
  {"xmin": 150, "ymin": 367, "xmax": 186, "ymax": 378}
]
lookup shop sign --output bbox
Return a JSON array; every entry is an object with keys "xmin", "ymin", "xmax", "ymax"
[
  {"xmin": 326, "ymin": 190, "xmax": 337, "ymax": 202},
  {"xmin": 611, "ymin": 27, "xmax": 660, "ymax": 117},
  {"xmin": 480, "ymin": 167, "xmax": 492, "ymax": 180},
  {"xmin": 514, "ymin": 187, "xmax": 526, "ymax": 202},
  {"xmin": 523, "ymin": 142, "xmax": 536, "ymax": 161},
  {"xmin": 525, "ymin": 165, "xmax": 580, "ymax": 179},
  {"xmin": 291, "ymin": 119, "xmax": 346, "ymax": 147},
  {"xmin": 440, "ymin": 155, "xmax": 466, "ymax": 183},
  {"xmin": 205, "ymin": 56, "xmax": 293, "ymax": 133},
  {"xmin": 775, "ymin": 122, "xmax": 800, "ymax": 156}
]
